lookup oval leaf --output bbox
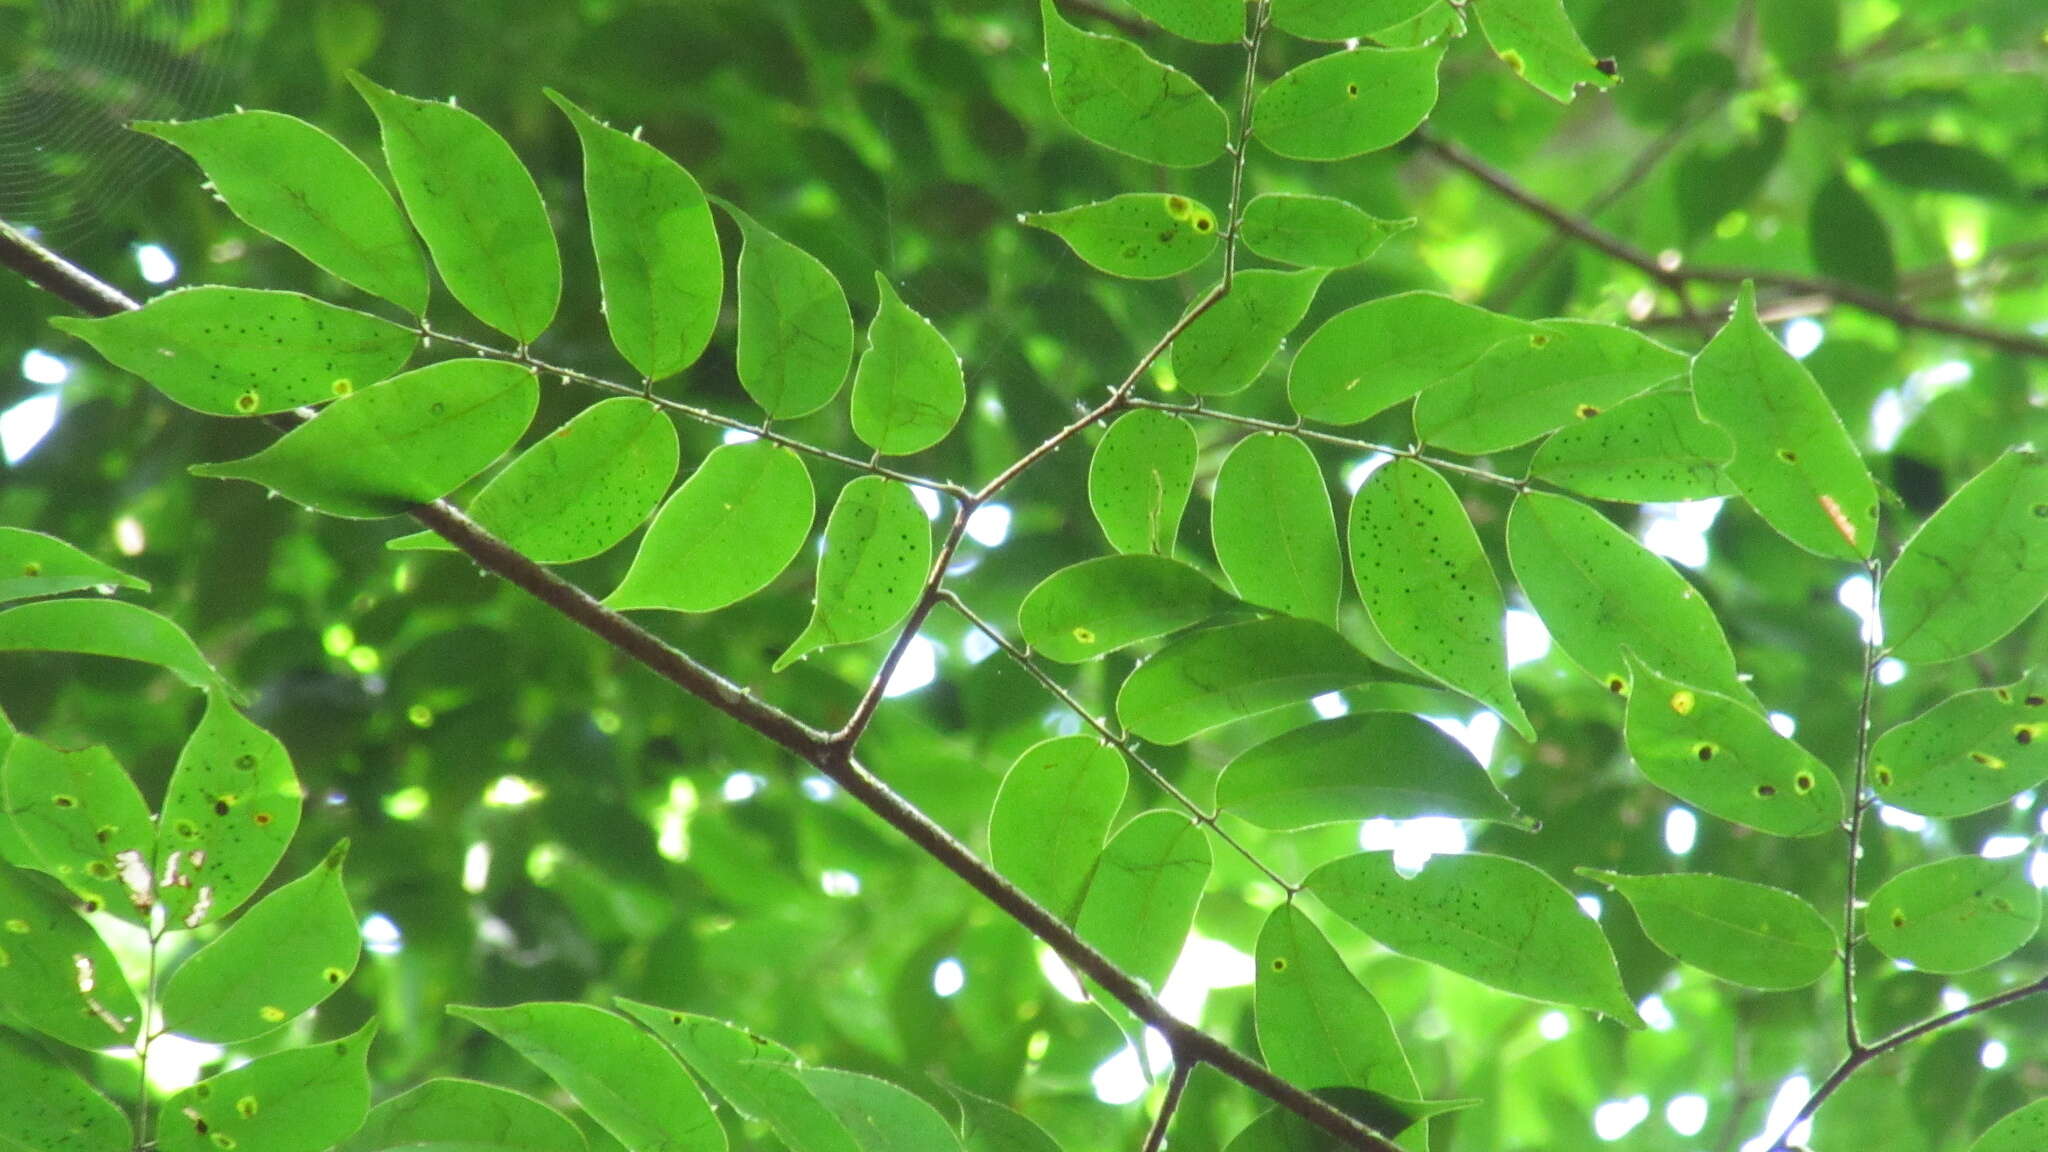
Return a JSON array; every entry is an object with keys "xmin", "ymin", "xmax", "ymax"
[
  {"xmin": 799, "ymin": 1069, "xmax": 963, "ymax": 1152},
  {"xmin": 1529, "ymin": 389, "xmax": 1738, "ymax": 503},
  {"xmin": 1040, "ymin": 0, "xmax": 1228, "ymax": 167},
  {"xmin": 1239, "ymin": 194, "xmax": 1411, "ymax": 269},
  {"xmin": 2, "ymin": 736, "xmax": 157, "ymax": 924},
  {"xmin": 775, "ymin": 477, "xmax": 930, "ymax": 672},
  {"xmin": 1579, "ymin": 868, "xmax": 1838, "ymax": 990},
  {"xmin": 1218, "ymin": 713, "xmax": 1529, "ymax": 829},
  {"xmin": 852, "ymin": 276, "xmax": 967, "ymax": 457},
  {"xmin": 1471, "ymin": 0, "xmax": 1618, "ymax": 102},
  {"xmin": 1973, "ymin": 1101, "xmax": 2048, "ymax": 1152},
  {"xmin": 726, "ymin": 203, "xmax": 855, "ymax": 420},
  {"xmin": 607, "ymin": 441, "xmax": 815, "ymax": 615},
  {"xmin": 1090, "ymin": 409, "xmax": 1196, "ymax": 555},
  {"xmin": 158, "ymin": 1021, "xmax": 376, "ymax": 1152},
  {"xmin": 1017, "ymin": 554, "xmax": 1235, "ymax": 663},
  {"xmin": 0, "ymin": 1028, "xmax": 131, "ymax": 1151},
  {"xmin": 0, "ymin": 599, "xmax": 231, "ymax": 697},
  {"xmin": 0, "ymin": 862, "xmax": 142, "ymax": 1049},
  {"xmin": 1171, "ymin": 269, "xmax": 1327, "ymax": 397},
  {"xmin": 616, "ymin": 1004, "xmax": 855, "ymax": 1152},
  {"xmin": 1872, "ymin": 673, "xmax": 2048, "ymax": 819},
  {"xmin": 339, "ymin": 1078, "xmax": 587, "ymax": 1152},
  {"xmin": 989, "ymin": 736, "xmax": 1127, "ymax": 922},
  {"xmin": 1074, "ymin": 811, "xmax": 1211, "ymax": 990},
  {"xmin": 1125, "ymin": 0, "xmax": 1242, "ymax": 43},
  {"xmin": 1253, "ymin": 44, "xmax": 1444, "ymax": 162},
  {"xmin": 1289, "ymin": 293, "xmax": 1530, "ymax": 426},
  {"xmin": 1271, "ymin": 0, "xmax": 1440, "ymax": 41},
  {"xmin": 1809, "ymin": 169, "xmax": 1897, "ymax": 295},
  {"xmin": 1116, "ymin": 616, "xmax": 1378, "ymax": 744},
  {"xmin": 0, "ymin": 528, "xmax": 147, "ymax": 603},
  {"xmin": 1023, "ymin": 194, "xmax": 1221, "ymax": 280},
  {"xmin": 191, "ymin": 359, "xmax": 539, "ymax": 520},
  {"xmin": 1882, "ymin": 450, "xmax": 2048, "ymax": 664},
  {"xmin": 1866, "ymin": 853, "xmax": 2040, "ymax": 975},
  {"xmin": 1255, "ymin": 905, "xmax": 1421, "ymax": 1120},
  {"xmin": 156, "ymin": 692, "xmax": 303, "ymax": 929},
  {"xmin": 1213, "ymin": 432, "xmax": 1342, "ymax": 624},
  {"xmin": 1414, "ymin": 321, "xmax": 1687, "ymax": 455}
]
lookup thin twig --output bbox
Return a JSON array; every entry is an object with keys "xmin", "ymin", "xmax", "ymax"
[
  {"xmin": 1840, "ymin": 557, "xmax": 1883, "ymax": 1054},
  {"xmin": 1143, "ymin": 1058, "xmax": 1195, "ymax": 1152},
  {"xmin": 1124, "ymin": 397, "xmax": 1532, "ymax": 491}
]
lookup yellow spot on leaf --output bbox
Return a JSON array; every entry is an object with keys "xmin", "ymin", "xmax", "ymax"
[
  {"xmin": 1669, "ymin": 690, "xmax": 1695, "ymax": 716},
  {"xmin": 259, "ymin": 1005, "xmax": 287, "ymax": 1023}
]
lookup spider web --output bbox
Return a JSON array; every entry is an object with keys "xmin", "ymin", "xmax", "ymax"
[{"xmin": 0, "ymin": 0, "xmax": 240, "ymax": 245}]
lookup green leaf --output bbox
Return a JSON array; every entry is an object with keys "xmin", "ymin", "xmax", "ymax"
[
  {"xmin": 547, "ymin": 90, "xmax": 721, "ymax": 382},
  {"xmin": 1973, "ymin": 1100, "xmax": 2048, "ymax": 1152},
  {"xmin": 0, "ymin": 1028, "xmax": 131, "ymax": 1151},
  {"xmin": 1862, "ymin": 140, "xmax": 2017, "ymax": 200},
  {"xmin": 451, "ymin": 1002, "xmax": 726, "ymax": 1152},
  {"xmin": 1348, "ymin": 459, "xmax": 1532, "ymax": 739},
  {"xmin": 1022, "ymin": 194, "xmax": 1221, "ymax": 280},
  {"xmin": 724, "ymin": 202, "xmax": 856, "ymax": 420},
  {"xmin": 0, "ymin": 528, "xmax": 147, "ymax": 603},
  {"xmin": 2, "ymin": 735, "xmax": 158, "ymax": 924},
  {"xmin": 798, "ymin": 1069, "xmax": 963, "ymax": 1152},
  {"xmin": 1866, "ymin": 853, "xmax": 2040, "ymax": 974},
  {"xmin": 989, "ymin": 736, "xmax": 1127, "ymax": 921},
  {"xmin": 616, "ymin": 1004, "xmax": 856, "ymax": 1152},
  {"xmin": 389, "ymin": 397, "xmax": 680, "ymax": 564},
  {"xmin": 949, "ymin": 1086, "xmax": 1060, "ymax": 1152},
  {"xmin": 1254, "ymin": 904, "xmax": 1421, "ymax": 1108},
  {"xmin": 1305, "ymin": 850, "xmax": 1644, "ymax": 1026},
  {"xmin": 1171, "ymin": 269, "xmax": 1327, "ymax": 397},
  {"xmin": 191, "ymin": 359, "xmax": 539, "ymax": 520},
  {"xmin": 852, "ymin": 276, "xmax": 967, "ymax": 457},
  {"xmin": 0, "ymin": 862, "xmax": 142, "ymax": 1049},
  {"xmin": 1872, "ymin": 673, "xmax": 2048, "ymax": 819},
  {"xmin": 1470, "ymin": 0, "xmax": 1618, "ymax": 102},
  {"xmin": 606, "ymin": 441, "xmax": 815, "ymax": 614},
  {"xmin": 1125, "ymin": 0, "xmax": 1242, "ymax": 43},
  {"xmin": 1116, "ymin": 617, "xmax": 1378, "ymax": 744},
  {"xmin": 1507, "ymin": 492, "xmax": 1750, "ymax": 702},
  {"xmin": 1217, "ymin": 713, "xmax": 1530, "ymax": 830},
  {"xmin": 1690, "ymin": 283, "xmax": 1878, "ymax": 560},
  {"xmin": 134, "ymin": 111, "xmax": 428, "ymax": 313},
  {"xmin": 1040, "ymin": 0, "xmax": 1227, "ymax": 167},
  {"xmin": 1528, "ymin": 390, "xmax": 1738, "ymax": 503},
  {"xmin": 1270, "ymin": 0, "xmax": 1440, "ymax": 41},
  {"xmin": 0, "ymin": 599, "xmax": 232, "ymax": 697},
  {"xmin": 158, "ymin": 1021, "xmax": 376, "ymax": 1152},
  {"xmin": 1414, "ymin": 321, "xmax": 1687, "ymax": 454},
  {"xmin": 1621, "ymin": 656, "xmax": 1843, "ymax": 837},
  {"xmin": 338, "ymin": 1078, "xmax": 588, "ymax": 1152},
  {"xmin": 1213, "ymin": 433, "xmax": 1342, "ymax": 624},
  {"xmin": 775, "ymin": 477, "xmax": 930, "ymax": 672},
  {"xmin": 156, "ymin": 692, "xmax": 302, "ymax": 929},
  {"xmin": 1017, "ymin": 554, "xmax": 1235, "ymax": 663},
  {"xmin": 1289, "ymin": 293, "xmax": 1530, "ymax": 426},
  {"xmin": 1238, "ymin": 194, "xmax": 1412, "ymax": 269},
  {"xmin": 1809, "ymin": 170, "xmax": 1897, "ymax": 295},
  {"xmin": 1090, "ymin": 410, "xmax": 1196, "ymax": 555},
  {"xmin": 1074, "ymin": 810, "xmax": 1211, "ymax": 990},
  {"xmin": 1227, "ymin": 1092, "xmax": 1467, "ymax": 1151},
  {"xmin": 160, "ymin": 842, "xmax": 358, "ymax": 1044},
  {"xmin": 1578, "ymin": 869, "xmax": 1838, "ymax": 990},
  {"xmin": 1881, "ymin": 450, "xmax": 2048, "ymax": 663},
  {"xmin": 349, "ymin": 73, "xmax": 561, "ymax": 343},
  {"xmin": 50, "ymin": 287, "xmax": 416, "ymax": 417},
  {"xmin": 1253, "ymin": 44, "xmax": 1445, "ymax": 162}
]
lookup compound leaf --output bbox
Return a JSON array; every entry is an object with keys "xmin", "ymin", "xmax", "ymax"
[
  {"xmin": 1470, "ymin": 0, "xmax": 1618, "ymax": 102},
  {"xmin": 156, "ymin": 692, "xmax": 302, "ymax": 929},
  {"xmin": 725, "ymin": 203, "xmax": 855, "ymax": 420},
  {"xmin": 1090, "ymin": 410, "xmax": 1196, "ymax": 555},
  {"xmin": 1579, "ymin": 869, "xmax": 1837, "ymax": 990},
  {"xmin": 1040, "ymin": 0, "xmax": 1227, "ymax": 167},
  {"xmin": 1253, "ymin": 44, "xmax": 1444, "ymax": 162},
  {"xmin": 1289, "ymin": 293, "xmax": 1529, "ymax": 426},
  {"xmin": 1218, "ymin": 713, "xmax": 1529, "ymax": 830},
  {"xmin": 1529, "ymin": 390, "xmax": 1737, "ymax": 503},
  {"xmin": 775, "ymin": 478, "xmax": 930, "ymax": 672},
  {"xmin": 1866, "ymin": 853, "xmax": 2040, "ymax": 975},
  {"xmin": 852, "ymin": 276, "xmax": 966, "ymax": 457},
  {"xmin": 1238, "ymin": 194, "xmax": 1412, "ymax": 269},
  {"xmin": 1212, "ymin": 432, "xmax": 1342, "ymax": 624},
  {"xmin": 1117, "ymin": 616, "xmax": 1378, "ymax": 744},
  {"xmin": 1073, "ymin": 811, "xmax": 1211, "ymax": 991},
  {"xmin": 1872, "ymin": 672, "xmax": 2048, "ymax": 818},
  {"xmin": 1882, "ymin": 450, "xmax": 2048, "ymax": 664},
  {"xmin": 1172, "ymin": 269, "xmax": 1328, "ymax": 397},
  {"xmin": 607, "ymin": 441, "xmax": 814, "ymax": 614},
  {"xmin": 2, "ymin": 736, "xmax": 157, "ymax": 925},
  {"xmin": 989, "ymin": 736, "xmax": 1127, "ymax": 922},
  {"xmin": 1023, "ymin": 194, "xmax": 1220, "ymax": 280},
  {"xmin": 1017, "ymin": 554, "xmax": 1235, "ymax": 663},
  {"xmin": 158, "ymin": 1021, "xmax": 376, "ymax": 1152},
  {"xmin": 1415, "ymin": 321, "xmax": 1687, "ymax": 454}
]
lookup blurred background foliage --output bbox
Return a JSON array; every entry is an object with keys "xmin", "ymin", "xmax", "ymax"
[{"xmin": 1, "ymin": 0, "xmax": 2045, "ymax": 1148}]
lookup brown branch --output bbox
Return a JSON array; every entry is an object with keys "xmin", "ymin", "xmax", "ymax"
[{"xmin": 1143, "ymin": 1058, "xmax": 1195, "ymax": 1152}]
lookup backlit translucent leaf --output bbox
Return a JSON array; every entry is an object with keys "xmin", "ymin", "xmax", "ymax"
[
  {"xmin": 0, "ymin": 528, "xmax": 147, "ymax": 603},
  {"xmin": 1254, "ymin": 905, "xmax": 1420, "ymax": 1112},
  {"xmin": 389, "ymin": 397, "xmax": 680, "ymax": 564},
  {"xmin": 1528, "ymin": 390, "xmax": 1737, "ymax": 503},
  {"xmin": 1289, "ymin": 293, "xmax": 1530, "ymax": 426},
  {"xmin": 1578, "ymin": 869, "xmax": 1837, "ymax": 990},
  {"xmin": 1253, "ymin": 44, "xmax": 1444, "ymax": 161},
  {"xmin": 1125, "ymin": 0, "xmax": 1242, "ymax": 43},
  {"xmin": 1348, "ymin": 459, "xmax": 1531, "ymax": 738},
  {"xmin": 0, "ymin": 599, "xmax": 231, "ymax": 697},
  {"xmin": 191, "ymin": 359, "xmax": 539, "ymax": 520},
  {"xmin": 135, "ymin": 111, "xmax": 428, "ymax": 312},
  {"xmin": 1271, "ymin": 0, "xmax": 1439, "ymax": 41},
  {"xmin": 158, "ymin": 1021, "xmax": 376, "ymax": 1152},
  {"xmin": 161, "ymin": 842, "xmax": 358, "ymax": 1043},
  {"xmin": 1090, "ymin": 410, "xmax": 1196, "ymax": 555},
  {"xmin": 725, "ymin": 203, "xmax": 855, "ymax": 420},
  {"xmin": 1117, "ymin": 617, "xmax": 1378, "ymax": 744},
  {"xmin": 2, "ymin": 736, "xmax": 157, "ymax": 924},
  {"xmin": 950, "ymin": 1085, "xmax": 1061, "ymax": 1152},
  {"xmin": 1872, "ymin": 672, "xmax": 2048, "ymax": 818},
  {"xmin": 1691, "ymin": 283, "xmax": 1878, "ymax": 560},
  {"xmin": 1213, "ymin": 433, "xmax": 1342, "ymax": 624},
  {"xmin": 156, "ymin": 692, "xmax": 302, "ymax": 929},
  {"xmin": 775, "ymin": 477, "xmax": 930, "ymax": 671},
  {"xmin": 1507, "ymin": 492, "xmax": 1749, "ymax": 703},
  {"xmin": 1238, "ymin": 194, "xmax": 1412, "ymax": 269},
  {"xmin": 1415, "ymin": 321, "xmax": 1687, "ymax": 454},
  {"xmin": 1305, "ymin": 850, "xmax": 1643, "ymax": 1026},
  {"xmin": 1023, "ymin": 194, "xmax": 1221, "ymax": 280},
  {"xmin": 1017, "ymin": 554, "xmax": 1235, "ymax": 663},
  {"xmin": 1622, "ymin": 656, "xmax": 1842, "ymax": 837},
  {"xmin": 617, "ymin": 1004, "xmax": 854, "ymax": 1152},
  {"xmin": 1218, "ymin": 713, "xmax": 1529, "ymax": 830},
  {"xmin": 1040, "ymin": 0, "xmax": 1227, "ymax": 167},
  {"xmin": 1171, "ymin": 269, "xmax": 1327, "ymax": 396},
  {"xmin": 1866, "ymin": 853, "xmax": 2039, "ymax": 974},
  {"xmin": 338, "ymin": 1079, "xmax": 587, "ymax": 1152},
  {"xmin": 1227, "ymin": 1093, "xmax": 1466, "ymax": 1151},
  {"xmin": 852, "ymin": 276, "xmax": 966, "ymax": 456},
  {"xmin": 1470, "ymin": 0, "xmax": 1617, "ymax": 102},
  {"xmin": 0, "ymin": 862, "xmax": 141, "ymax": 1049},
  {"xmin": 989, "ymin": 736, "xmax": 1127, "ymax": 921},
  {"xmin": 1881, "ymin": 450, "xmax": 2048, "ymax": 663},
  {"xmin": 50, "ymin": 287, "xmax": 415, "ymax": 417},
  {"xmin": 0, "ymin": 1028, "xmax": 130, "ymax": 1151},
  {"xmin": 350, "ymin": 73, "xmax": 560, "ymax": 342},
  {"xmin": 452, "ymin": 1002, "xmax": 725, "ymax": 1152},
  {"xmin": 798, "ymin": 1069, "xmax": 963, "ymax": 1152},
  {"xmin": 1973, "ymin": 1101, "xmax": 2048, "ymax": 1152},
  {"xmin": 607, "ymin": 441, "xmax": 814, "ymax": 614},
  {"xmin": 1809, "ymin": 169, "xmax": 1897, "ymax": 295},
  {"xmin": 1073, "ymin": 811, "xmax": 1211, "ymax": 990},
  {"xmin": 549, "ymin": 90, "xmax": 721, "ymax": 382}
]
